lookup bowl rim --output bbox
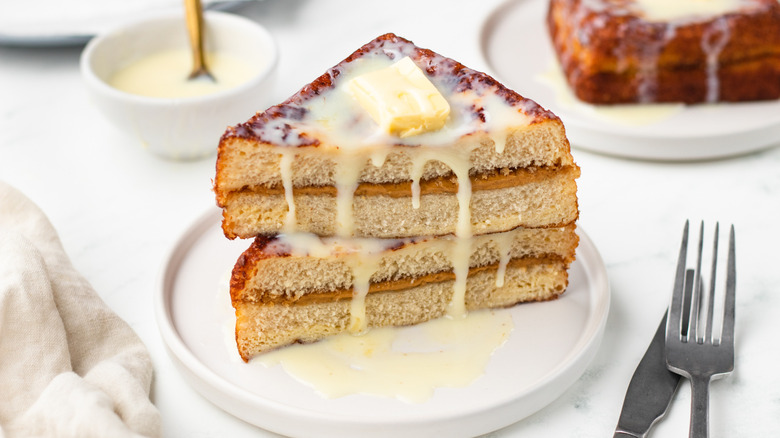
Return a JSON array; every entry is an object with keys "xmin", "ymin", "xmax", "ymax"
[{"xmin": 79, "ymin": 10, "xmax": 278, "ymax": 106}]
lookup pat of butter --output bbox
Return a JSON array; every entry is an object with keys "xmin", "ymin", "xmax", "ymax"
[{"xmin": 348, "ymin": 56, "xmax": 450, "ymax": 137}]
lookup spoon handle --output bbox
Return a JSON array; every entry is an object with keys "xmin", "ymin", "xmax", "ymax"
[{"xmin": 184, "ymin": 0, "xmax": 210, "ymax": 79}]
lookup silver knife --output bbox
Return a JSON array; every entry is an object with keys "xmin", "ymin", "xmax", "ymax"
[{"xmin": 613, "ymin": 311, "xmax": 682, "ymax": 437}]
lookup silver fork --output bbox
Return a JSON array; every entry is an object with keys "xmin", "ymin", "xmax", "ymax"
[{"xmin": 666, "ymin": 221, "xmax": 736, "ymax": 438}]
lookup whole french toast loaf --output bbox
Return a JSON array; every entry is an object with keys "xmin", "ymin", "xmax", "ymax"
[{"xmin": 547, "ymin": 0, "xmax": 780, "ymax": 104}]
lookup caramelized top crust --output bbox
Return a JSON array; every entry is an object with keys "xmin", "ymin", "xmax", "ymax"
[{"xmin": 220, "ymin": 33, "xmax": 558, "ymax": 148}]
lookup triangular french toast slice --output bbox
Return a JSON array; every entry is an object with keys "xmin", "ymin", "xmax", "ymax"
[{"xmin": 214, "ymin": 33, "xmax": 579, "ymax": 240}]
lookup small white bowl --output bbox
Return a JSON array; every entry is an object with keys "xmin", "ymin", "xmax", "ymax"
[{"xmin": 80, "ymin": 11, "xmax": 277, "ymax": 160}]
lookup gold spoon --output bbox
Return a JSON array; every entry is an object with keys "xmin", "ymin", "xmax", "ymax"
[{"xmin": 184, "ymin": 0, "xmax": 215, "ymax": 81}]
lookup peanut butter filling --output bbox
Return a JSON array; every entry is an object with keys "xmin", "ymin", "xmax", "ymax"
[
  {"xmin": 236, "ymin": 255, "xmax": 566, "ymax": 306},
  {"xmin": 234, "ymin": 165, "xmax": 578, "ymax": 199}
]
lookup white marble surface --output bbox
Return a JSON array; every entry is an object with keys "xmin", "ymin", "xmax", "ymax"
[{"xmin": 1, "ymin": 0, "xmax": 779, "ymax": 436}]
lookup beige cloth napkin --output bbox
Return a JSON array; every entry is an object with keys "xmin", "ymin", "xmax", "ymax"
[{"xmin": 0, "ymin": 181, "xmax": 161, "ymax": 438}]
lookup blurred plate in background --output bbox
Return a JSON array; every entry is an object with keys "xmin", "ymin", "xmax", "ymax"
[
  {"xmin": 480, "ymin": 0, "xmax": 780, "ymax": 161},
  {"xmin": 0, "ymin": 0, "xmax": 247, "ymax": 47}
]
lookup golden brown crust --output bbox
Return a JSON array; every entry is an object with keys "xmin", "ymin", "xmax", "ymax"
[
  {"xmin": 229, "ymin": 235, "xmax": 280, "ymax": 303},
  {"xmin": 547, "ymin": 0, "xmax": 780, "ymax": 103},
  {"xmin": 218, "ymin": 33, "xmax": 558, "ymax": 147}
]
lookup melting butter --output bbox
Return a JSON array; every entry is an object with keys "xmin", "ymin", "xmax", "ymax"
[
  {"xmin": 289, "ymin": 50, "xmax": 532, "ymax": 151},
  {"xmin": 108, "ymin": 49, "xmax": 257, "ymax": 98},
  {"xmin": 256, "ymin": 309, "xmax": 514, "ymax": 403},
  {"xmin": 348, "ymin": 56, "xmax": 450, "ymax": 137}
]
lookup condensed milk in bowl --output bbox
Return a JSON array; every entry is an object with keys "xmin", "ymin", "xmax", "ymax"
[{"xmin": 80, "ymin": 11, "xmax": 278, "ymax": 160}]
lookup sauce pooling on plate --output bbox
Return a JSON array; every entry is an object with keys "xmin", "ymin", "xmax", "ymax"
[
  {"xmin": 108, "ymin": 49, "xmax": 257, "ymax": 98},
  {"xmin": 256, "ymin": 309, "xmax": 514, "ymax": 403},
  {"xmin": 216, "ymin": 272, "xmax": 515, "ymax": 403}
]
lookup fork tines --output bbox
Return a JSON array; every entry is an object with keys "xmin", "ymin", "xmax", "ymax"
[{"xmin": 668, "ymin": 220, "xmax": 736, "ymax": 347}]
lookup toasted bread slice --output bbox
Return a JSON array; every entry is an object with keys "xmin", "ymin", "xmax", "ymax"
[
  {"xmin": 230, "ymin": 226, "xmax": 578, "ymax": 359},
  {"xmin": 215, "ymin": 33, "xmax": 577, "ymax": 239}
]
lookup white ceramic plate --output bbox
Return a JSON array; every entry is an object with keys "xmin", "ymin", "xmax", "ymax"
[
  {"xmin": 0, "ymin": 1, "xmax": 245, "ymax": 47},
  {"xmin": 480, "ymin": 0, "xmax": 780, "ymax": 161},
  {"xmin": 155, "ymin": 208, "xmax": 610, "ymax": 438}
]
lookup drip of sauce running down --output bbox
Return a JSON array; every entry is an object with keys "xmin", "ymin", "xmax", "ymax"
[
  {"xmin": 494, "ymin": 233, "xmax": 514, "ymax": 288},
  {"xmin": 256, "ymin": 309, "xmax": 514, "ymax": 403},
  {"xmin": 279, "ymin": 149, "xmax": 296, "ymax": 234},
  {"xmin": 343, "ymin": 245, "xmax": 383, "ymax": 333}
]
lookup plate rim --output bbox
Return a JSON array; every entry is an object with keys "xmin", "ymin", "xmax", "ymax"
[
  {"xmin": 155, "ymin": 208, "xmax": 611, "ymax": 436},
  {"xmin": 0, "ymin": 1, "xmax": 247, "ymax": 47}
]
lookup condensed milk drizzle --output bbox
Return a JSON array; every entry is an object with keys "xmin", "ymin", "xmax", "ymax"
[
  {"xmin": 343, "ymin": 245, "xmax": 383, "ymax": 333},
  {"xmin": 256, "ymin": 309, "xmax": 514, "ymax": 403},
  {"xmin": 333, "ymin": 153, "xmax": 364, "ymax": 237},
  {"xmin": 408, "ymin": 150, "xmax": 433, "ymax": 210},
  {"xmin": 442, "ymin": 151, "xmax": 473, "ymax": 317},
  {"xmin": 369, "ymin": 147, "xmax": 392, "ymax": 168},
  {"xmin": 701, "ymin": 17, "xmax": 731, "ymax": 102},
  {"xmin": 266, "ymin": 40, "xmax": 531, "ymax": 329},
  {"xmin": 494, "ymin": 235, "xmax": 514, "ymax": 287},
  {"xmin": 279, "ymin": 149, "xmax": 296, "ymax": 233}
]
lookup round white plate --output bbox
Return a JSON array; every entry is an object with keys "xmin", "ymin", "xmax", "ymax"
[
  {"xmin": 155, "ymin": 208, "xmax": 610, "ymax": 438},
  {"xmin": 0, "ymin": 1, "xmax": 245, "ymax": 47},
  {"xmin": 480, "ymin": 0, "xmax": 780, "ymax": 161}
]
